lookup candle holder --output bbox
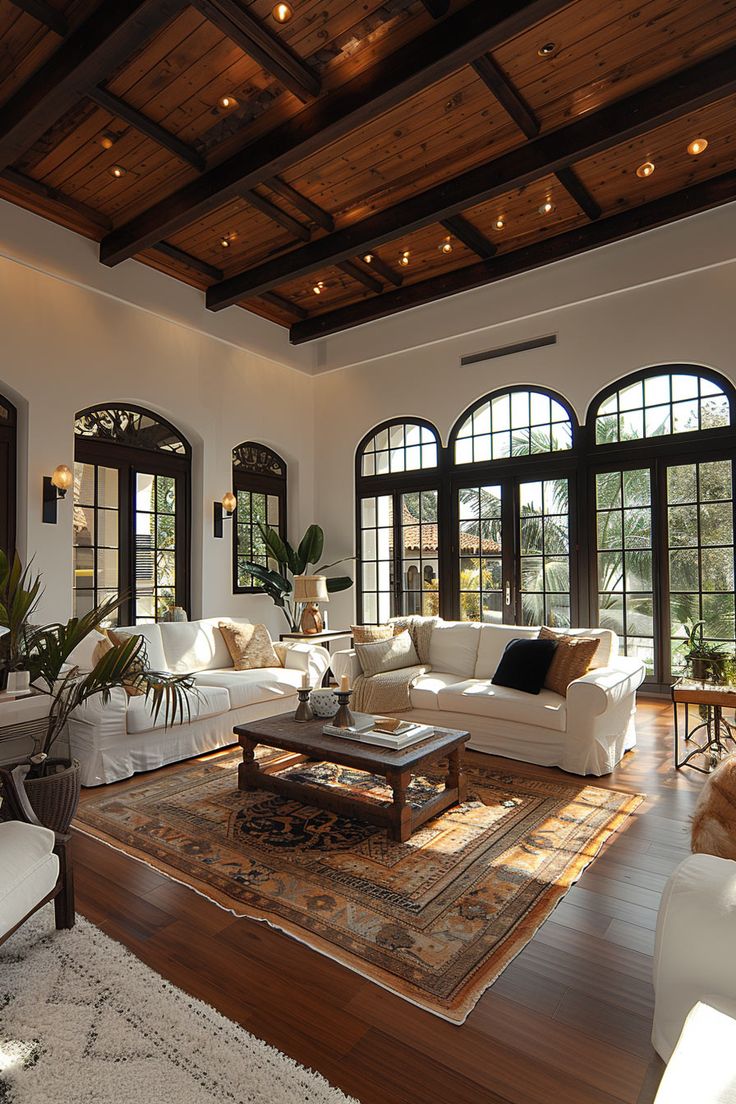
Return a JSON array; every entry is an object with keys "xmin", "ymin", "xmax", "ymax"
[
  {"xmin": 295, "ymin": 686, "xmax": 314, "ymax": 722},
  {"xmin": 333, "ymin": 689, "xmax": 354, "ymax": 729}
]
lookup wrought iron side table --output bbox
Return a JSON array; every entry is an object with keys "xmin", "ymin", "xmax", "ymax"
[{"xmin": 671, "ymin": 678, "xmax": 736, "ymax": 773}]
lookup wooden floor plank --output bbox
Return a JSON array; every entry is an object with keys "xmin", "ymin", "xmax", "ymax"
[{"xmin": 69, "ymin": 700, "xmax": 697, "ymax": 1104}]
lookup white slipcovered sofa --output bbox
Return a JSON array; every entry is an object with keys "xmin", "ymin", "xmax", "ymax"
[
  {"xmin": 68, "ymin": 618, "xmax": 330, "ymax": 786},
  {"xmin": 652, "ymin": 854, "xmax": 736, "ymax": 1102},
  {"xmin": 332, "ymin": 620, "xmax": 646, "ymax": 776}
]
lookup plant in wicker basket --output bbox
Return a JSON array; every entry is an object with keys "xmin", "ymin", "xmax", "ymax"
[{"xmin": 0, "ymin": 553, "xmax": 196, "ymax": 831}]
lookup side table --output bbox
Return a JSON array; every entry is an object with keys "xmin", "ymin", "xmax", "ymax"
[
  {"xmin": 279, "ymin": 629, "xmax": 353, "ymax": 687},
  {"xmin": 671, "ymin": 678, "xmax": 736, "ymax": 773}
]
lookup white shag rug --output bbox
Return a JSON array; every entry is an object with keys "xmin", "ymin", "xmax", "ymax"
[{"xmin": 0, "ymin": 907, "xmax": 359, "ymax": 1104}]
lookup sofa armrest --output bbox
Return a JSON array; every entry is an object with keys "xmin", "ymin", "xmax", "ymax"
[
  {"xmin": 567, "ymin": 656, "xmax": 647, "ymax": 717},
  {"xmin": 331, "ymin": 649, "xmax": 362, "ymax": 685},
  {"xmin": 281, "ymin": 642, "xmax": 330, "ymax": 685}
]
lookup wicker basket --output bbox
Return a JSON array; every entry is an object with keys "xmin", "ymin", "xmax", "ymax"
[{"xmin": 21, "ymin": 759, "xmax": 81, "ymax": 833}]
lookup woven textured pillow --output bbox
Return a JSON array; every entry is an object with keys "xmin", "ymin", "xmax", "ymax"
[
  {"xmin": 219, "ymin": 621, "xmax": 280, "ymax": 670},
  {"xmin": 539, "ymin": 626, "xmax": 600, "ymax": 696},
  {"xmin": 354, "ymin": 630, "xmax": 419, "ymax": 677},
  {"xmin": 351, "ymin": 624, "xmax": 395, "ymax": 644},
  {"xmin": 107, "ymin": 630, "xmax": 146, "ymax": 697}
]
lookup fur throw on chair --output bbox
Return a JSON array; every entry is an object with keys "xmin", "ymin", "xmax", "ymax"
[{"xmin": 691, "ymin": 754, "xmax": 736, "ymax": 860}]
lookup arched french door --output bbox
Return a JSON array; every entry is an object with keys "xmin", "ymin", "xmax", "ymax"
[{"xmin": 73, "ymin": 404, "xmax": 191, "ymax": 626}]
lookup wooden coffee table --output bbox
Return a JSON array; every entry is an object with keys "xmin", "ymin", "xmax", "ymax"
[{"xmin": 234, "ymin": 713, "xmax": 470, "ymax": 842}]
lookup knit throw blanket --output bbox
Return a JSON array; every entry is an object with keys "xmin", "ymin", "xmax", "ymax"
[{"xmin": 352, "ymin": 616, "xmax": 439, "ymax": 714}]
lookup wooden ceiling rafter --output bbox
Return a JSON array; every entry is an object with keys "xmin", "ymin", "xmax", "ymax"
[
  {"xmin": 420, "ymin": 0, "xmax": 451, "ymax": 17},
  {"xmin": 289, "ymin": 168, "xmax": 736, "ymax": 342},
  {"xmin": 260, "ymin": 289, "xmax": 309, "ymax": 321},
  {"xmin": 205, "ymin": 44, "xmax": 736, "ymax": 309},
  {"xmin": 87, "ymin": 84, "xmax": 206, "ymax": 171},
  {"xmin": 361, "ymin": 253, "xmax": 403, "ymax": 288},
  {"xmin": 242, "ymin": 187, "xmax": 312, "ymax": 241},
  {"xmin": 190, "ymin": 0, "xmax": 321, "ymax": 104},
  {"xmin": 337, "ymin": 259, "xmax": 383, "ymax": 294},
  {"xmin": 267, "ymin": 176, "xmax": 334, "ymax": 232},
  {"xmin": 0, "ymin": 0, "xmax": 187, "ymax": 171},
  {"xmin": 1, "ymin": 164, "xmax": 112, "ymax": 230},
  {"xmin": 8, "ymin": 0, "xmax": 68, "ymax": 37},
  {"xmin": 153, "ymin": 241, "xmax": 222, "ymax": 281},
  {"xmin": 98, "ymin": 0, "xmax": 576, "ymax": 266},
  {"xmin": 440, "ymin": 214, "xmax": 496, "ymax": 259}
]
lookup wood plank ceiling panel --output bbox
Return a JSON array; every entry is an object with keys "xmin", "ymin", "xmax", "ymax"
[{"xmin": 0, "ymin": 0, "xmax": 99, "ymax": 104}]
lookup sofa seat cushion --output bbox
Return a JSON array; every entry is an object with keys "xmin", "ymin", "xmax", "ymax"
[
  {"xmin": 126, "ymin": 684, "xmax": 230, "ymax": 735},
  {"xmin": 158, "ymin": 618, "xmax": 234, "ymax": 674},
  {"xmin": 436, "ymin": 678, "xmax": 567, "ymax": 732},
  {"xmin": 193, "ymin": 667, "xmax": 304, "ymax": 710},
  {"xmin": 0, "ymin": 821, "xmax": 59, "ymax": 936},
  {"xmin": 410, "ymin": 672, "xmax": 470, "ymax": 710}
]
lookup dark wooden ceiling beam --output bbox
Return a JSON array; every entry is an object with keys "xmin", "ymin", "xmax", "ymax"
[
  {"xmin": 420, "ymin": 0, "xmax": 451, "ymax": 16},
  {"xmin": 337, "ymin": 260, "xmax": 383, "ymax": 294},
  {"xmin": 362, "ymin": 253, "xmax": 403, "ymax": 287},
  {"xmin": 191, "ymin": 0, "xmax": 320, "ymax": 103},
  {"xmin": 554, "ymin": 166, "xmax": 601, "ymax": 220},
  {"xmin": 1, "ymin": 166, "xmax": 112, "ymax": 230},
  {"xmin": 243, "ymin": 188, "xmax": 311, "ymax": 241},
  {"xmin": 9, "ymin": 0, "xmax": 68, "ymax": 36},
  {"xmin": 205, "ymin": 45, "xmax": 736, "ymax": 309},
  {"xmin": 0, "ymin": 0, "xmax": 185, "ymax": 172},
  {"xmin": 472, "ymin": 54, "xmax": 539, "ymax": 138},
  {"xmin": 100, "ymin": 0, "xmax": 574, "ymax": 266},
  {"xmin": 260, "ymin": 290, "xmax": 308, "ymax": 321},
  {"xmin": 267, "ymin": 176, "xmax": 334, "ymax": 231},
  {"xmin": 153, "ymin": 242, "xmax": 222, "ymax": 280},
  {"xmin": 441, "ymin": 214, "xmax": 496, "ymax": 258},
  {"xmin": 289, "ymin": 169, "xmax": 736, "ymax": 343},
  {"xmin": 88, "ymin": 85, "xmax": 205, "ymax": 171}
]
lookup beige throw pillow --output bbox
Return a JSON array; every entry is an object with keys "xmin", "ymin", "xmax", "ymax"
[
  {"xmin": 106, "ymin": 629, "xmax": 146, "ymax": 697},
  {"xmin": 355, "ymin": 630, "xmax": 420, "ymax": 677},
  {"xmin": 538, "ymin": 626, "xmax": 600, "ymax": 696},
  {"xmin": 351, "ymin": 624, "xmax": 395, "ymax": 644},
  {"xmin": 219, "ymin": 622, "xmax": 280, "ymax": 670}
]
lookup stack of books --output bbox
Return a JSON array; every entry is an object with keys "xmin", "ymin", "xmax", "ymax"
[{"xmin": 323, "ymin": 712, "xmax": 434, "ymax": 749}]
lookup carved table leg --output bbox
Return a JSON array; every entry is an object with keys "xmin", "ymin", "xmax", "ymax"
[
  {"xmin": 389, "ymin": 768, "xmax": 413, "ymax": 842},
  {"xmin": 238, "ymin": 736, "xmax": 261, "ymax": 790},
  {"xmin": 445, "ymin": 746, "xmax": 467, "ymax": 803}
]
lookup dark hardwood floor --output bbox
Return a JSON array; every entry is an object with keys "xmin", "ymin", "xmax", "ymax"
[{"xmin": 73, "ymin": 698, "xmax": 702, "ymax": 1104}]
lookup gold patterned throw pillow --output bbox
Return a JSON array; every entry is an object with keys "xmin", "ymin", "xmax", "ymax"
[
  {"xmin": 351, "ymin": 624, "xmax": 395, "ymax": 644},
  {"xmin": 538, "ymin": 626, "xmax": 600, "ymax": 696},
  {"xmin": 219, "ymin": 621, "xmax": 280, "ymax": 671}
]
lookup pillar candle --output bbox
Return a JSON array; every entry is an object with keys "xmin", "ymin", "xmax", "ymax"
[
  {"xmin": 301, "ymin": 671, "xmax": 310, "ymax": 689},
  {"xmin": 339, "ymin": 674, "xmax": 350, "ymax": 693}
]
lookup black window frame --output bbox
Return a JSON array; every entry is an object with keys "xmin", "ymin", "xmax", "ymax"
[
  {"xmin": 231, "ymin": 442, "xmax": 287, "ymax": 595},
  {"xmin": 0, "ymin": 392, "xmax": 17, "ymax": 559},
  {"xmin": 73, "ymin": 403, "xmax": 191, "ymax": 626}
]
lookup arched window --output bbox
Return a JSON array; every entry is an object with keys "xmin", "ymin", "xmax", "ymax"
[
  {"xmin": 73, "ymin": 404, "xmax": 191, "ymax": 626},
  {"xmin": 356, "ymin": 420, "xmax": 441, "ymax": 623},
  {"xmin": 588, "ymin": 367, "xmax": 736, "ymax": 682},
  {"xmin": 0, "ymin": 393, "xmax": 17, "ymax": 557},
  {"xmin": 232, "ymin": 442, "xmax": 287, "ymax": 593},
  {"xmin": 450, "ymin": 388, "xmax": 578, "ymax": 629}
]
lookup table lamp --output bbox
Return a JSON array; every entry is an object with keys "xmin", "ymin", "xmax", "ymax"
[{"xmin": 293, "ymin": 575, "xmax": 329, "ymax": 634}]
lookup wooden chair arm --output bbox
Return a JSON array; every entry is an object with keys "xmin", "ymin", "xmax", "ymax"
[{"xmin": 0, "ymin": 765, "xmax": 70, "ymax": 846}]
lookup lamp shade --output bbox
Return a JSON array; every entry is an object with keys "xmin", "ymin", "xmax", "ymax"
[
  {"xmin": 51, "ymin": 464, "xmax": 74, "ymax": 492},
  {"xmin": 293, "ymin": 574, "xmax": 329, "ymax": 603}
]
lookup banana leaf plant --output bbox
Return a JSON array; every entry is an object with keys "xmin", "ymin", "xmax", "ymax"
[
  {"xmin": 0, "ymin": 549, "xmax": 43, "ymax": 672},
  {"xmin": 241, "ymin": 522, "xmax": 352, "ymax": 631}
]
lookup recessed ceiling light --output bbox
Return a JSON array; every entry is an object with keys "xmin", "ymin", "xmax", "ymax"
[
  {"xmin": 399, "ymin": 249, "xmax": 410, "ymax": 267},
  {"xmin": 493, "ymin": 217, "xmax": 505, "ymax": 230},
  {"xmin": 636, "ymin": 160, "xmax": 655, "ymax": 178},
  {"xmin": 538, "ymin": 200, "xmax": 554, "ymax": 215},
  {"xmin": 100, "ymin": 132, "xmax": 117, "ymax": 150},
  {"xmin": 687, "ymin": 138, "xmax": 708, "ymax": 156},
  {"xmin": 218, "ymin": 94, "xmax": 238, "ymax": 110},
  {"xmin": 109, "ymin": 165, "xmax": 126, "ymax": 178},
  {"xmin": 439, "ymin": 237, "xmax": 453, "ymax": 254},
  {"xmin": 313, "ymin": 280, "xmax": 325, "ymax": 294},
  {"xmin": 537, "ymin": 42, "xmax": 557, "ymax": 57},
  {"xmin": 363, "ymin": 253, "xmax": 374, "ymax": 264},
  {"xmin": 220, "ymin": 232, "xmax": 238, "ymax": 248},
  {"xmin": 272, "ymin": 2, "xmax": 293, "ymax": 22}
]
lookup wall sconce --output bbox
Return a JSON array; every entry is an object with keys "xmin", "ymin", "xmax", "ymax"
[
  {"xmin": 42, "ymin": 464, "xmax": 73, "ymax": 524},
  {"xmin": 214, "ymin": 491, "xmax": 236, "ymax": 538}
]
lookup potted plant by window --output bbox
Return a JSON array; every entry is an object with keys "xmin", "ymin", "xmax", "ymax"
[
  {"xmin": 241, "ymin": 523, "xmax": 353, "ymax": 632},
  {"xmin": 682, "ymin": 619, "xmax": 729, "ymax": 683},
  {"xmin": 0, "ymin": 551, "xmax": 195, "ymax": 833}
]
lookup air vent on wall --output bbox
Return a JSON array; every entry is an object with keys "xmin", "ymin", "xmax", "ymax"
[{"xmin": 460, "ymin": 334, "xmax": 556, "ymax": 367}]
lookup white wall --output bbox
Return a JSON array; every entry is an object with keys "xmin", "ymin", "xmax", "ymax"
[
  {"xmin": 0, "ymin": 246, "xmax": 315, "ymax": 635},
  {"xmin": 312, "ymin": 215, "xmax": 736, "ymax": 628}
]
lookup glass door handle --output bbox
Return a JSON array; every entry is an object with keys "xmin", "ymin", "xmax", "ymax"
[{"xmin": 505, "ymin": 581, "xmax": 511, "ymax": 606}]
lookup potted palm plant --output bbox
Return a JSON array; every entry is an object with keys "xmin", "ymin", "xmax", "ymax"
[
  {"xmin": 241, "ymin": 522, "xmax": 352, "ymax": 632},
  {"xmin": 0, "ymin": 551, "xmax": 42, "ymax": 692},
  {"xmin": 0, "ymin": 552, "xmax": 195, "ymax": 832}
]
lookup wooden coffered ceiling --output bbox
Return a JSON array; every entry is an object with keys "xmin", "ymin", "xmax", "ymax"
[{"xmin": 1, "ymin": 0, "xmax": 735, "ymax": 343}]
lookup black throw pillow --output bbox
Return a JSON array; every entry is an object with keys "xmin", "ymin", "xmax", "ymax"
[{"xmin": 491, "ymin": 638, "xmax": 559, "ymax": 695}]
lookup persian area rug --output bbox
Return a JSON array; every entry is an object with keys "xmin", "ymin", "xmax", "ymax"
[
  {"xmin": 0, "ymin": 908, "xmax": 357, "ymax": 1104},
  {"xmin": 76, "ymin": 749, "xmax": 644, "ymax": 1023}
]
